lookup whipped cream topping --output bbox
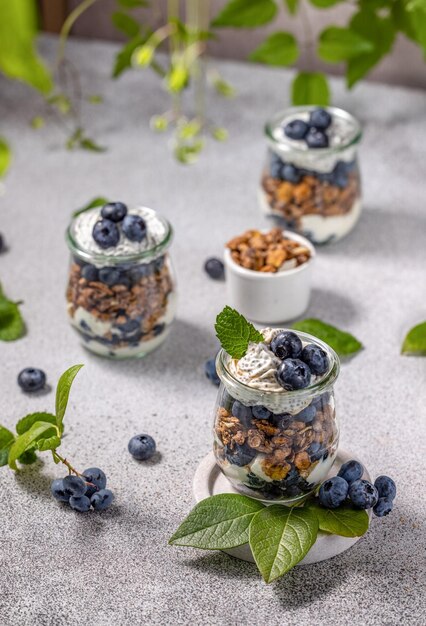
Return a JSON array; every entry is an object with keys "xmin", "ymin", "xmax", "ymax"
[{"xmin": 229, "ymin": 328, "xmax": 283, "ymax": 392}]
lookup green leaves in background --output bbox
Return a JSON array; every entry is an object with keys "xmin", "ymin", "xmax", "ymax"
[
  {"xmin": 292, "ymin": 319, "xmax": 363, "ymax": 357},
  {"xmin": 113, "ymin": 35, "xmax": 149, "ymax": 78},
  {"xmin": 117, "ymin": 0, "xmax": 148, "ymax": 7},
  {"xmin": 16, "ymin": 412, "xmax": 57, "ymax": 436},
  {"xmin": 308, "ymin": 502, "xmax": 369, "ymax": 537},
  {"xmin": 215, "ymin": 306, "xmax": 264, "ymax": 359},
  {"xmin": 401, "ymin": 321, "xmax": 426, "ymax": 355},
  {"xmin": 309, "ymin": 0, "xmax": 344, "ymax": 7},
  {"xmin": 292, "ymin": 72, "xmax": 330, "ymax": 106},
  {"xmin": 55, "ymin": 364, "xmax": 84, "ymax": 434},
  {"xmin": 318, "ymin": 26, "xmax": 374, "ymax": 62},
  {"xmin": 8, "ymin": 420, "xmax": 56, "ymax": 470},
  {"xmin": 284, "ymin": 0, "xmax": 299, "ymax": 15},
  {"xmin": 0, "ymin": 138, "xmax": 11, "ymax": 178},
  {"xmin": 0, "ymin": 283, "xmax": 25, "ymax": 342},
  {"xmin": 0, "ymin": 426, "xmax": 15, "ymax": 467},
  {"xmin": 112, "ymin": 11, "xmax": 140, "ymax": 37},
  {"xmin": 73, "ymin": 196, "xmax": 110, "ymax": 217},
  {"xmin": 212, "ymin": 0, "xmax": 277, "ymax": 28},
  {"xmin": 250, "ymin": 32, "xmax": 299, "ymax": 66}
]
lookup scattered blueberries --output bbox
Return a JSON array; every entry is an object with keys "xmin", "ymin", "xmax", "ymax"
[
  {"xmin": 301, "ymin": 344, "xmax": 329, "ymax": 376},
  {"xmin": 122, "ymin": 214, "xmax": 147, "ymax": 243},
  {"xmin": 91, "ymin": 489, "xmax": 114, "ymax": 511},
  {"xmin": 128, "ymin": 434, "xmax": 156, "ymax": 461},
  {"xmin": 205, "ymin": 358, "xmax": 220, "ymax": 386},
  {"xmin": 319, "ymin": 476, "xmax": 349, "ymax": 509},
  {"xmin": 204, "ymin": 257, "xmax": 225, "ymax": 280},
  {"xmin": 309, "ymin": 108, "xmax": 332, "ymax": 130},
  {"xmin": 284, "ymin": 119, "xmax": 309, "ymax": 140},
  {"xmin": 17, "ymin": 368, "xmax": 46, "ymax": 393},
  {"xmin": 276, "ymin": 358, "xmax": 311, "ymax": 391},
  {"xmin": 92, "ymin": 219, "xmax": 120, "ymax": 249},
  {"xmin": 373, "ymin": 497, "xmax": 393, "ymax": 518},
  {"xmin": 374, "ymin": 475, "xmax": 396, "ymax": 500},
  {"xmin": 338, "ymin": 459, "xmax": 364, "ymax": 484},
  {"xmin": 305, "ymin": 127, "xmax": 329, "ymax": 149},
  {"xmin": 349, "ymin": 479, "xmax": 379, "ymax": 510},
  {"xmin": 101, "ymin": 201, "xmax": 128, "ymax": 222},
  {"xmin": 69, "ymin": 495, "xmax": 91, "ymax": 513},
  {"xmin": 51, "ymin": 478, "xmax": 70, "ymax": 502},
  {"xmin": 271, "ymin": 331, "xmax": 302, "ymax": 360},
  {"xmin": 51, "ymin": 468, "xmax": 113, "ymax": 513},
  {"xmin": 63, "ymin": 475, "xmax": 87, "ymax": 497},
  {"xmin": 225, "ymin": 442, "xmax": 256, "ymax": 467},
  {"xmin": 82, "ymin": 467, "xmax": 107, "ymax": 491}
]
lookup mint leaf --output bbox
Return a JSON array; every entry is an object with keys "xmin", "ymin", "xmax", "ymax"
[
  {"xmin": 0, "ymin": 285, "xmax": 25, "ymax": 341},
  {"xmin": 16, "ymin": 412, "xmax": 57, "ymax": 436},
  {"xmin": 73, "ymin": 196, "xmax": 110, "ymax": 217},
  {"xmin": 8, "ymin": 421, "xmax": 57, "ymax": 470},
  {"xmin": 249, "ymin": 506, "xmax": 318, "ymax": 583},
  {"xmin": 292, "ymin": 318, "xmax": 363, "ymax": 356},
  {"xmin": 309, "ymin": 0, "xmax": 344, "ymax": 7},
  {"xmin": 215, "ymin": 306, "xmax": 264, "ymax": 359},
  {"xmin": 0, "ymin": 425, "xmax": 15, "ymax": 467},
  {"xmin": 292, "ymin": 71, "xmax": 330, "ymax": 106},
  {"xmin": 55, "ymin": 365, "xmax": 84, "ymax": 434},
  {"xmin": 36, "ymin": 435, "xmax": 61, "ymax": 452},
  {"xmin": 169, "ymin": 494, "xmax": 264, "ymax": 549},
  {"xmin": 284, "ymin": 0, "xmax": 299, "ymax": 15},
  {"xmin": 250, "ymin": 32, "xmax": 299, "ymax": 66},
  {"xmin": 212, "ymin": 0, "xmax": 277, "ymax": 28},
  {"xmin": 111, "ymin": 11, "xmax": 140, "ymax": 37},
  {"xmin": 401, "ymin": 321, "xmax": 426, "ymax": 355},
  {"xmin": 18, "ymin": 449, "xmax": 38, "ymax": 465},
  {"xmin": 318, "ymin": 26, "xmax": 374, "ymax": 62},
  {"xmin": 0, "ymin": 137, "xmax": 11, "ymax": 178},
  {"xmin": 80, "ymin": 138, "xmax": 107, "ymax": 153},
  {"xmin": 308, "ymin": 501, "xmax": 369, "ymax": 537}
]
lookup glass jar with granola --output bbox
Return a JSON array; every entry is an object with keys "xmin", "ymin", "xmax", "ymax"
[
  {"xmin": 66, "ymin": 202, "xmax": 177, "ymax": 358},
  {"xmin": 259, "ymin": 106, "xmax": 362, "ymax": 244},
  {"xmin": 213, "ymin": 328, "xmax": 340, "ymax": 504}
]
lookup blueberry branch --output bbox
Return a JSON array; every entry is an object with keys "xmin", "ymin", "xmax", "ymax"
[{"xmin": 52, "ymin": 451, "xmax": 83, "ymax": 477}]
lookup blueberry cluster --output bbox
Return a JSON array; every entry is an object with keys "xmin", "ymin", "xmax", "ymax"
[
  {"xmin": 76, "ymin": 255, "xmax": 165, "ymax": 289},
  {"xmin": 92, "ymin": 202, "xmax": 147, "ymax": 249},
  {"xmin": 270, "ymin": 331, "xmax": 329, "ymax": 391},
  {"xmin": 128, "ymin": 434, "xmax": 156, "ymax": 460},
  {"xmin": 269, "ymin": 151, "xmax": 355, "ymax": 190},
  {"xmin": 17, "ymin": 367, "xmax": 46, "ymax": 393},
  {"xmin": 318, "ymin": 459, "xmax": 396, "ymax": 517},
  {"xmin": 51, "ymin": 467, "xmax": 114, "ymax": 513},
  {"xmin": 284, "ymin": 108, "xmax": 332, "ymax": 149}
]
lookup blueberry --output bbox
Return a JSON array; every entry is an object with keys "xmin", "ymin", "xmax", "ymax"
[
  {"xmin": 272, "ymin": 413, "xmax": 293, "ymax": 429},
  {"xmin": 154, "ymin": 257, "xmax": 165, "ymax": 272},
  {"xmin": 116, "ymin": 319, "xmax": 141, "ymax": 335},
  {"xmin": 319, "ymin": 476, "xmax": 349, "ymax": 509},
  {"xmin": 69, "ymin": 495, "xmax": 91, "ymax": 513},
  {"xmin": 225, "ymin": 443, "xmax": 256, "ymax": 467},
  {"xmin": 296, "ymin": 403, "xmax": 316, "ymax": 423},
  {"xmin": 282, "ymin": 164, "xmax": 301, "ymax": 184},
  {"xmin": 63, "ymin": 475, "xmax": 87, "ymax": 497},
  {"xmin": 337, "ymin": 460, "xmax": 364, "ymax": 484},
  {"xmin": 331, "ymin": 161, "xmax": 349, "ymax": 188},
  {"xmin": 205, "ymin": 358, "xmax": 220, "ymax": 386},
  {"xmin": 17, "ymin": 368, "xmax": 46, "ymax": 392},
  {"xmin": 99, "ymin": 267, "xmax": 121, "ymax": 286},
  {"xmin": 231, "ymin": 401, "xmax": 252, "ymax": 427},
  {"xmin": 305, "ymin": 128, "xmax": 329, "ymax": 149},
  {"xmin": 270, "ymin": 154, "xmax": 283, "ymax": 179},
  {"xmin": 101, "ymin": 202, "xmax": 128, "ymax": 222},
  {"xmin": 129, "ymin": 263, "xmax": 153, "ymax": 283},
  {"xmin": 301, "ymin": 344, "xmax": 329, "ymax": 375},
  {"xmin": 284, "ymin": 119, "xmax": 309, "ymax": 140},
  {"xmin": 313, "ymin": 392, "xmax": 331, "ymax": 410},
  {"xmin": 270, "ymin": 331, "xmax": 302, "ymax": 360},
  {"xmin": 309, "ymin": 108, "xmax": 332, "ymax": 130},
  {"xmin": 128, "ymin": 434, "xmax": 156, "ymax": 460},
  {"xmin": 204, "ymin": 257, "xmax": 225, "ymax": 280},
  {"xmin": 276, "ymin": 359, "xmax": 311, "ymax": 390},
  {"xmin": 82, "ymin": 468, "xmax": 106, "ymax": 497},
  {"xmin": 283, "ymin": 467, "xmax": 299, "ymax": 487},
  {"xmin": 91, "ymin": 488, "xmax": 114, "ymax": 511},
  {"xmin": 92, "ymin": 219, "xmax": 120, "ymax": 249},
  {"xmin": 307, "ymin": 441, "xmax": 322, "ymax": 461},
  {"xmin": 348, "ymin": 479, "xmax": 379, "ymax": 509},
  {"xmin": 122, "ymin": 215, "xmax": 147, "ymax": 243},
  {"xmin": 246, "ymin": 473, "xmax": 266, "ymax": 489},
  {"xmin": 284, "ymin": 484, "xmax": 302, "ymax": 497},
  {"xmin": 374, "ymin": 475, "xmax": 396, "ymax": 500},
  {"xmin": 373, "ymin": 497, "xmax": 393, "ymax": 518},
  {"xmin": 51, "ymin": 478, "xmax": 70, "ymax": 502},
  {"xmin": 79, "ymin": 319, "xmax": 90, "ymax": 331},
  {"xmin": 81, "ymin": 264, "xmax": 99, "ymax": 281},
  {"xmin": 0, "ymin": 233, "xmax": 4, "ymax": 252},
  {"xmin": 252, "ymin": 406, "xmax": 271, "ymax": 420}
]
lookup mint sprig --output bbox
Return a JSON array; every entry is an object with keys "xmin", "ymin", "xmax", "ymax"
[
  {"xmin": 401, "ymin": 321, "xmax": 426, "ymax": 356},
  {"xmin": 0, "ymin": 283, "xmax": 25, "ymax": 342},
  {"xmin": 292, "ymin": 318, "xmax": 363, "ymax": 357},
  {"xmin": 215, "ymin": 306, "xmax": 264, "ymax": 359}
]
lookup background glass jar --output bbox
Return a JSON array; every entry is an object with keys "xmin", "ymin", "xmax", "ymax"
[
  {"xmin": 213, "ymin": 336, "xmax": 340, "ymax": 505},
  {"xmin": 259, "ymin": 106, "xmax": 362, "ymax": 245},
  {"xmin": 65, "ymin": 211, "xmax": 177, "ymax": 359}
]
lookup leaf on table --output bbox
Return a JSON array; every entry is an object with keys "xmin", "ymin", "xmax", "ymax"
[
  {"xmin": 211, "ymin": 0, "xmax": 278, "ymax": 28},
  {"xmin": 8, "ymin": 421, "xmax": 57, "ymax": 470},
  {"xmin": 250, "ymin": 32, "xmax": 299, "ymax": 66},
  {"xmin": 0, "ymin": 285, "xmax": 25, "ymax": 342},
  {"xmin": 307, "ymin": 501, "xmax": 369, "ymax": 537},
  {"xmin": 80, "ymin": 138, "xmax": 107, "ymax": 153},
  {"xmin": 291, "ymin": 72, "xmax": 330, "ymax": 106},
  {"xmin": 318, "ymin": 26, "xmax": 374, "ymax": 62},
  {"xmin": 55, "ymin": 365, "xmax": 84, "ymax": 433},
  {"xmin": 215, "ymin": 306, "xmax": 264, "ymax": 359},
  {"xmin": 169, "ymin": 494, "xmax": 264, "ymax": 549},
  {"xmin": 16, "ymin": 412, "xmax": 57, "ymax": 436},
  {"xmin": 36, "ymin": 435, "xmax": 61, "ymax": 452},
  {"xmin": 401, "ymin": 321, "xmax": 426, "ymax": 355},
  {"xmin": 0, "ymin": 425, "xmax": 15, "ymax": 467},
  {"xmin": 249, "ymin": 505, "xmax": 318, "ymax": 583},
  {"xmin": 292, "ymin": 318, "xmax": 363, "ymax": 357}
]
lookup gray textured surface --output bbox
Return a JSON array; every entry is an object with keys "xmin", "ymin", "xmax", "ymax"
[{"xmin": 0, "ymin": 36, "xmax": 425, "ymax": 626}]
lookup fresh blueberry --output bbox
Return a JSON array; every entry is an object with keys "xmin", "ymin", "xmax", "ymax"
[
  {"xmin": 283, "ymin": 467, "xmax": 299, "ymax": 487},
  {"xmin": 270, "ymin": 153, "xmax": 283, "ymax": 179},
  {"xmin": 122, "ymin": 215, "xmax": 147, "ymax": 243},
  {"xmin": 301, "ymin": 344, "xmax": 329, "ymax": 375},
  {"xmin": 91, "ymin": 488, "xmax": 114, "ymax": 511},
  {"xmin": 307, "ymin": 441, "xmax": 322, "ymax": 461},
  {"xmin": 92, "ymin": 219, "xmax": 120, "ymax": 249},
  {"xmin": 282, "ymin": 164, "xmax": 301, "ymax": 184},
  {"xmin": 319, "ymin": 476, "xmax": 349, "ymax": 508},
  {"xmin": 374, "ymin": 475, "xmax": 396, "ymax": 500},
  {"xmin": 305, "ymin": 128, "xmax": 329, "ymax": 149},
  {"xmin": 246, "ymin": 472, "xmax": 266, "ymax": 489},
  {"xmin": 204, "ymin": 257, "xmax": 225, "ymax": 280},
  {"xmin": 296, "ymin": 403, "xmax": 316, "ymax": 423},
  {"xmin": 51, "ymin": 478, "xmax": 70, "ymax": 502},
  {"xmin": 63, "ymin": 475, "xmax": 87, "ymax": 497},
  {"xmin": 252, "ymin": 406, "xmax": 271, "ymax": 420},
  {"xmin": 129, "ymin": 263, "xmax": 153, "ymax": 283},
  {"xmin": 116, "ymin": 319, "xmax": 141, "ymax": 335},
  {"xmin": 69, "ymin": 495, "xmax": 91, "ymax": 513},
  {"xmin": 99, "ymin": 267, "xmax": 121, "ymax": 286},
  {"xmin": 17, "ymin": 368, "xmax": 46, "ymax": 392},
  {"xmin": 82, "ymin": 468, "xmax": 106, "ymax": 497},
  {"xmin": 154, "ymin": 257, "xmax": 165, "ymax": 272},
  {"xmin": 231, "ymin": 401, "xmax": 252, "ymax": 427},
  {"xmin": 284, "ymin": 119, "xmax": 309, "ymax": 140},
  {"xmin": 79, "ymin": 318, "xmax": 90, "ymax": 331},
  {"xmin": 128, "ymin": 434, "xmax": 156, "ymax": 460},
  {"xmin": 373, "ymin": 497, "xmax": 393, "ymax": 518},
  {"xmin": 270, "ymin": 331, "xmax": 302, "ymax": 360},
  {"xmin": 81, "ymin": 264, "xmax": 99, "ymax": 281},
  {"xmin": 153, "ymin": 323, "xmax": 165, "ymax": 336},
  {"xmin": 225, "ymin": 443, "xmax": 256, "ymax": 467},
  {"xmin": 349, "ymin": 479, "xmax": 379, "ymax": 509},
  {"xmin": 284, "ymin": 484, "xmax": 302, "ymax": 497},
  {"xmin": 337, "ymin": 460, "xmax": 364, "ymax": 485},
  {"xmin": 276, "ymin": 359, "xmax": 311, "ymax": 390},
  {"xmin": 272, "ymin": 413, "xmax": 293, "ymax": 429},
  {"xmin": 205, "ymin": 358, "xmax": 220, "ymax": 386},
  {"xmin": 101, "ymin": 202, "xmax": 128, "ymax": 222},
  {"xmin": 331, "ymin": 161, "xmax": 349, "ymax": 188},
  {"xmin": 313, "ymin": 392, "xmax": 331, "ymax": 410},
  {"xmin": 309, "ymin": 108, "xmax": 332, "ymax": 130}
]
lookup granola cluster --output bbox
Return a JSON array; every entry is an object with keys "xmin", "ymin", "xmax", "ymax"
[{"xmin": 226, "ymin": 228, "xmax": 311, "ymax": 273}]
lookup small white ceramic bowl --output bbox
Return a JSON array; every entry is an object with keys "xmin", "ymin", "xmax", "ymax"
[{"xmin": 224, "ymin": 230, "xmax": 315, "ymax": 324}]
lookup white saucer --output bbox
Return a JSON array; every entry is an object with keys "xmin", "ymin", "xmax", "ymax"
[{"xmin": 193, "ymin": 449, "xmax": 372, "ymax": 565}]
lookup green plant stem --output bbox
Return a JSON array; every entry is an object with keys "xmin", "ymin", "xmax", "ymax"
[
  {"xmin": 52, "ymin": 451, "xmax": 84, "ymax": 477},
  {"xmin": 186, "ymin": 0, "xmax": 209, "ymax": 123},
  {"xmin": 56, "ymin": 0, "xmax": 100, "ymax": 67},
  {"xmin": 168, "ymin": 0, "xmax": 182, "ymax": 118}
]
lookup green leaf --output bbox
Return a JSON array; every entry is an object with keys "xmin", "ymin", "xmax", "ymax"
[
  {"xmin": 150, "ymin": 115, "xmax": 169, "ymax": 132},
  {"xmin": 0, "ymin": 425, "xmax": 15, "ymax": 467},
  {"xmin": 87, "ymin": 94, "xmax": 103, "ymax": 104},
  {"xmin": 212, "ymin": 0, "xmax": 278, "ymax": 28},
  {"xmin": 55, "ymin": 365, "xmax": 84, "ymax": 433},
  {"xmin": 73, "ymin": 196, "xmax": 110, "ymax": 218},
  {"xmin": 18, "ymin": 449, "xmax": 38, "ymax": 465},
  {"xmin": 284, "ymin": 0, "xmax": 299, "ymax": 15},
  {"xmin": 169, "ymin": 494, "xmax": 264, "ymax": 549},
  {"xmin": 111, "ymin": 11, "xmax": 140, "ymax": 37},
  {"xmin": 250, "ymin": 32, "xmax": 299, "ymax": 66},
  {"xmin": 292, "ymin": 318, "xmax": 363, "ymax": 356},
  {"xmin": 80, "ymin": 138, "xmax": 107, "ymax": 153},
  {"xmin": 0, "ymin": 137, "xmax": 11, "ymax": 178},
  {"xmin": 318, "ymin": 26, "xmax": 374, "ymax": 62},
  {"xmin": 30, "ymin": 116, "xmax": 45, "ymax": 130},
  {"xmin": 0, "ymin": 286, "xmax": 25, "ymax": 342},
  {"xmin": 166, "ymin": 64, "xmax": 190, "ymax": 93},
  {"xmin": 308, "ymin": 501, "xmax": 369, "ymax": 537},
  {"xmin": 309, "ymin": 0, "xmax": 343, "ymax": 7},
  {"xmin": 16, "ymin": 412, "xmax": 57, "ymax": 436},
  {"xmin": 36, "ymin": 435, "xmax": 61, "ymax": 452},
  {"xmin": 113, "ymin": 35, "xmax": 147, "ymax": 78},
  {"xmin": 47, "ymin": 93, "xmax": 71, "ymax": 115},
  {"xmin": 215, "ymin": 306, "xmax": 264, "ymax": 359},
  {"xmin": 212, "ymin": 75, "xmax": 236, "ymax": 98},
  {"xmin": 118, "ymin": 0, "xmax": 147, "ymax": 7},
  {"xmin": 291, "ymin": 71, "xmax": 330, "ymax": 106},
  {"xmin": 8, "ymin": 421, "xmax": 57, "ymax": 470},
  {"xmin": 212, "ymin": 127, "xmax": 229, "ymax": 142},
  {"xmin": 249, "ymin": 506, "xmax": 318, "ymax": 583},
  {"xmin": 406, "ymin": 4, "xmax": 426, "ymax": 57},
  {"xmin": 401, "ymin": 321, "xmax": 426, "ymax": 355}
]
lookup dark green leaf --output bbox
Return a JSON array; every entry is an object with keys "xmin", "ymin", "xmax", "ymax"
[
  {"xmin": 0, "ymin": 137, "xmax": 11, "ymax": 177},
  {"xmin": 309, "ymin": 0, "xmax": 344, "ymax": 7},
  {"xmin": 73, "ymin": 196, "xmax": 110, "ymax": 217},
  {"xmin": 0, "ymin": 425, "xmax": 15, "ymax": 467},
  {"xmin": 169, "ymin": 494, "xmax": 264, "ymax": 549},
  {"xmin": 113, "ymin": 35, "xmax": 147, "ymax": 78},
  {"xmin": 118, "ymin": 0, "xmax": 148, "ymax": 7},
  {"xmin": 215, "ymin": 306, "xmax": 264, "ymax": 359},
  {"xmin": 291, "ymin": 71, "xmax": 330, "ymax": 105},
  {"xmin": 111, "ymin": 11, "xmax": 140, "ymax": 37},
  {"xmin": 308, "ymin": 501, "xmax": 369, "ymax": 537},
  {"xmin": 0, "ymin": 287, "xmax": 25, "ymax": 342},
  {"xmin": 80, "ymin": 138, "xmax": 107, "ymax": 153},
  {"xmin": 8, "ymin": 422, "xmax": 57, "ymax": 470},
  {"xmin": 401, "ymin": 321, "xmax": 426, "ymax": 355},
  {"xmin": 16, "ymin": 412, "xmax": 57, "ymax": 436},
  {"xmin": 292, "ymin": 318, "xmax": 363, "ymax": 356},
  {"xmin": 55, "ymin": 365, "xmax": 84, "ymax": 433},
  {"xmin": 318, "ymin": 26, "xmax": 374, "ymax": 62},
  {"xmin": 36, "ymin": 436, "xmax": 61, "ymax": 452},
  {"xmin": 250, "ymin": 32, "xmax": 299, "ymax": 66},
  {"xmin": 284, "ymin": 0, "xmax": 299, "ymax": 15},
  {"xmin": 212, "ymin": 0, "xmax": 278, "ymax": 28},
  {"xmin": 18, "ymin": 449, "xmax": 38, "ymax": 465}
]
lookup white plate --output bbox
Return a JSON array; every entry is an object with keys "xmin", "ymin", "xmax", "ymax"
[{"xmin": 193, "ymin": 449, "xmax": 372, "ymax": 565}]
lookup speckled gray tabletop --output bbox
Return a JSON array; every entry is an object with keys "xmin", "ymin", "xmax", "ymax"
[{"xmin": 1, "ymin": 36, "xmax": 425, "ymax": 626}]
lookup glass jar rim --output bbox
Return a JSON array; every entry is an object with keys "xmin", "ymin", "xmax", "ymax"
[
  {"xmin": 65, "ymin": 208, "xmax": 173, "ymax": 265},
  {"xmin": 264, "ymin": 105, "xmax": 362, "ymax": 155}
]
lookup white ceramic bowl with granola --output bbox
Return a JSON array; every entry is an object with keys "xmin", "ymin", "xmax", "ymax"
[{"xmin": 224, "ymin": 228, "xmax": 315, "ymax": 324}]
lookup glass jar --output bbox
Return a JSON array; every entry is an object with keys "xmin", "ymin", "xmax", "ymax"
[
  {"xmin": 65, "ymin": 207, "xmax": 177, "ymax": 359},
  {"xmin": 213, "ymin": 332, "xmax": 340, "ymax": 504},
  {"xmin": 259, "ymin": 106, "xmax": 362, "ymax": 245}
]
